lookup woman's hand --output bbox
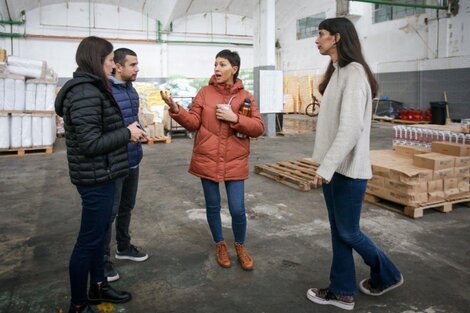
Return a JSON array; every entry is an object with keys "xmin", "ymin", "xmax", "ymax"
[
  {"xmin": 160, "ymin": 90, "xmax": 179, "ymax": 113},
  {"xmin": 127, "ymin": 122, "xmax": 147, "ymax": 142},
  {"xmin": 216, "ymin": 108, "xmax": 238, "ymax": 123},
  {"xmin": 312, "ymin": 173, "xmax": 328, "ymax": 188}
]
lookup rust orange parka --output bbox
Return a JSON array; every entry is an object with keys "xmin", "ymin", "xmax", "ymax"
[{"xmin": 170, "ymin": 75, "xmax": 265, "ymax": 182}]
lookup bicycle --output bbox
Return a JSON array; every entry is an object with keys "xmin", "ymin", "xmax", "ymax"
[{"xmin": 305, "ymin": 95, "xmax": 320, "ymax": 117}]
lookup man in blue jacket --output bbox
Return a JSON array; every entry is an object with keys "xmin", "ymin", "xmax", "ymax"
[{"xmin": 104, "ymin": 48, "xmax": 149, "ymax": 282}]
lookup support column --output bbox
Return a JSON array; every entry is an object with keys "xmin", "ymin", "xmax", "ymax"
[{"xmin": 253, "ymin": 0, "xmax": 277, "ymax": 137}]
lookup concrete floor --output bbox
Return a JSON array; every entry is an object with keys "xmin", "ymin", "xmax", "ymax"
[{"xmin": 0, "ymin": 116, "xmax": 469, "ymax": 313}]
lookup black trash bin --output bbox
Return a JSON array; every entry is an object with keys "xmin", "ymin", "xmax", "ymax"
[{"xmin": 430, "ymin": 101, "xmax": 447, "ymax": 125}]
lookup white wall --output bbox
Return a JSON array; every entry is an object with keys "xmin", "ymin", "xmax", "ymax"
[
  {"xmin": 0, "ymin": 2, "xmax": 254, "ymax": 80},
  {"xmin": 275, "ymin": 0, "xmax": 470, "ymax": 75}
]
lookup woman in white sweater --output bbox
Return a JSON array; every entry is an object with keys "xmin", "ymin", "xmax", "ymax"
[{"xmin": 306, "ymin": 18, "xmax": 403, "ymax": 311}]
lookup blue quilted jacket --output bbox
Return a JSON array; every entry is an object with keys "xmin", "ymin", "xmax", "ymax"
[{"xmin": 110, "ymin": 76, "xmax": 143, "ymax": 167}]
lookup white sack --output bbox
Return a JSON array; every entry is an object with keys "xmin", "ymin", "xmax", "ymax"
[
  {"xmin": 14, "ymin": 79, "xmax": 25, "ymax": 111},
  {"xmin": 42, "ymin": 116, "xmax": 56, "ymax": 146},
  {"xmin": 21, "ymin": 115, "xmax": 32, "ymax": 147},
  {"xmin": 4, "ymin": 78, "xmax": 14, "ymax": 110},
  {"xmin": 0, "ymin": 115, "xmax": 9, "ymax": 148},
  {"xmin": 45, "ymin": 84, "xmax": 56, "ymax": 111},
  {"xmin": 7, "ymin": 56, "xmax": 47, "ymax": 79},
  {"xmin": 25, "ymin": 82, "xmax": 37, "ymax": 111},
  {"xmin": 10, "ymin": 115, "xmax": 22, "ymax": 148},
  {"xmin": 32, "ymin": 116, "xmax": 42, "ymax": 146},
  {"xmin": 35, "ymin": 83, "xmax": 46, "ymax": 110},
  {"xmin": 0, "ymin": 79, "xmax": 4, "ymax": 110}
]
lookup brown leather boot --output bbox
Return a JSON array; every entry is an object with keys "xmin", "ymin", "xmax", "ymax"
[
  {"xmin": 234, "ymin": 243, "xmax": 254, "ymax": 271},
  {"xmin": 215, "ymin": 241, "xmax": 231, "ymax": 268}
]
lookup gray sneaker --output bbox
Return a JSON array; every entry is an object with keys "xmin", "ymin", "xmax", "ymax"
[
  {"xmin": 115, "ymin": 245, "xmax": 149, "ymax": 262},
  {"xmin": 104, "ymin": 261, "xmax": 119, "ymax": 282}
]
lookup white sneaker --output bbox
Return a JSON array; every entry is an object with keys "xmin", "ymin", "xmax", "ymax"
[
  {"xmin": 306, "ymin": 288, "xmax": 355, "ymax": 311},
  {"xmin": 359, "ymin": 274, "xmax": 404, "ymax": 296}
]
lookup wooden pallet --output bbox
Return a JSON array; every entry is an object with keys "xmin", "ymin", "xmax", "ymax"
[
  {"xmin": 142, "ymin": 135, "xmax": 171, "ymax": 144},
  {"xmin": 365, "ymin": 193, "xmax": 470, "ymax": 218},
  {"xmin": 254, "ymin": 158, "xmax": 319, "ymax": 191},
  {"xmin": 0, "ymin": 146, "xmax": 54, "ymax": 157}
]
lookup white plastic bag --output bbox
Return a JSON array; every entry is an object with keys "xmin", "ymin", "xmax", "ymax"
[
  {"xmin": 25, "ymin": 81, "xmax": 37, "ymax": 111},
  {"xmin": 21, "ymin": 115, "xmax": 32, "ymax": 147},
  {"xmin": 14, "ymin": 79, "xmax": 25, "ymax": 111},
  {"xmin": 42, "ymin": 116, "xmax": 56, "ymax": 146},
  {"xmin": 10, "ymin": 115, "xmax": 22, "ymax": 148},
  {"xmin": 32, "ymin": 116, "xmax": 42, "ymax": 146},
  {"xmin": 0, "ymin": 114, "xmax": 9, "ymax": 148}
]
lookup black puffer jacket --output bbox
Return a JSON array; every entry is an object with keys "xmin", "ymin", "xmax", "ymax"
[{"xmin": 55, "ymin": 72, "xmax": 130, "ymax": 186}]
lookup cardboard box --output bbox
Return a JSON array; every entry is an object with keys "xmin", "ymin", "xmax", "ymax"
[
  {"xmin": 455, "ymin": 156, "xmax": 470, "ymax": 167},
  {"xmin": 154, "ymin": 123, "xmax": 164, "ymax": 137},
  {"xmin": 0, "ymin": 48, "xmax": 6, "ymax": 62},
  {"xmin": 389, "ymin": 166, "xmax": 433, "ymax": 183},
  {"xmin": 431, "ymin": 142, "xmax": 470, "ymax": 157},
  {"xmin": 368, "ymin": 176, "xmax": 384, "ymax": 187},
  {"xmin": 366, "ymin": 184, "xmax": 428, "ymax": 206},
  {"xmin": 428, "ymin": 191, "xmax": 445, "ymax": 202},
  {"xmin": 443, "ymin": 178, "xmax": 459, "ymax": 190},
  {"xmin": 386, "ymin": 190, "xmax": 428, "ymax": 207},
  {"xmin": 413, "ymin": 153, "xmax": 455, "ymax": 170},
  {"xmin": 428, "ymin": 179, "xmax": 443, "ymax": 192},
  {"xmin": 394, "ymin": 144, "xmax": 430, "ymax": 156},
  {"xmin": 384, "ymin": 179, "xmax": 427, "ymax": 194},
  {"xmin": 433, "ymin": 168, "xmax": 454, "ymax": 180},
  {"xmin": 366, "ymin": 185, "xmax": 386, "ymax": 198},
  {"xmin": 454, "ymin": 166, "xmax": 470, "ymax": 178}
]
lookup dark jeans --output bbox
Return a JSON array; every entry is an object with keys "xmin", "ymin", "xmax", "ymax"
[
  {"xmin": 201, "ymin": 178, "xmax": 247, "ymax": 244},
  {"xmin": 104, "ymin": 166, "xmax": 139, "ymax": 257},
  {"xmin": 322, "ymin": 173, "xmax": 402, "ymax": 296},
  {"xmin": 71, "ymin": 181, "xmax": 115, "ymax": 305}
]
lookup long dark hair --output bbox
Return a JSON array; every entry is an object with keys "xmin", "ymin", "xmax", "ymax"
[
  {"xmin": 216, "ymin": 49, "xmax": 241, "ymax": 82},
  {"xmin": 318, "ymin": 18, "xmax": 378, "ymax": 98},
  {"xmin": 75, "ymin": 36, "xmax": 113, "ymax": 88}
]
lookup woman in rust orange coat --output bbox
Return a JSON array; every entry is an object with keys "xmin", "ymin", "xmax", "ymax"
[{"xmin": 161, "ymin": 49, "xmax": 265, "ymax": 270}]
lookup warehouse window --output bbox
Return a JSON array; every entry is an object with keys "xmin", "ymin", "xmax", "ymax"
[
  {"xmin": 373, "ymin": 1, "xmax": 425, "ymax": 23},
  {"xmin": 296, "ymin": 13, "xmax": 325, "ymax": 40}
]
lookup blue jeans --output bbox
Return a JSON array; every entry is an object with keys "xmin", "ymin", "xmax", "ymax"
[
  {"xmin": 322, "ymin": 173, "xmax": 402, "ymax": 296},
  {"xmin": 201, "ymin": 178, "xmax": 247, "ymax": 244},
  {"xmin": 71, "ymin": 181, "xmax": 115, "ymax": 305},
  {"xmin": 104, "ymin": 166, "xmax": 139, "ymax": 256}
]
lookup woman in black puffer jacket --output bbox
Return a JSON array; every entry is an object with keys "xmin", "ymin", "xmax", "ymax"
[{"xmin": 55, "ymin": 36, "xmax": 145, "ymax": 313}]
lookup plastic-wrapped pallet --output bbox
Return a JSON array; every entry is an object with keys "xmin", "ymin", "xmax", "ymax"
[
  {"xmin": 35, "ymin": 83, "xmax": 46, "ymax": 110},
  {"xmin": 32, "ymin": 116, "xmax": 42, "ymax": 146},
  {"xmin": 0, "ymin": 78, "xmax": 4, "ymax": 110},
  {"xmin": 21, "ymin": 115, "xmax": 32, "ymax": 147},
  {"xmin": 42, "ymin": 115, "xmax": 56, "ymax": 146},
  {"xmin": 45, "ymin": 83, "xmax": 56, "ymax": 111},
  {"xmin": 4, "ymin": 78, "xmax": 15, "ymax": 110},
  {"xmin": 7, "ymin": 56, "xmax": 47, "ymax": 79},
  {"xmin": 10, "ymin": 114, "xmax": 22, "ymax": 148},
  {"xmin": 0, "ymin": 112, "xmax": 9, "ymax": 148},
  {"xmin": 25, "ymin": 80, "xmax": 37, "ymax": 111},
  {"xmin": 14, "ymin": 79, "xmax": 25, "ymax": 111}
]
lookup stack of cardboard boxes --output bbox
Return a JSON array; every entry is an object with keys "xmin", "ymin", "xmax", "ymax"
[
  {"xmin": 138, "ymin": 112, "xmax": 164, "ymax": 139},
  {"xmin": 367, "ymin": 142, "xmax": 470, "ymax": 207}
]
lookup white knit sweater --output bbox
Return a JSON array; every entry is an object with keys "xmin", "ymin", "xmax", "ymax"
[{"xmin": 312, "ymin": 62, "xmax": 373, "ymax": 182}]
